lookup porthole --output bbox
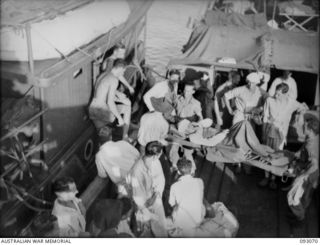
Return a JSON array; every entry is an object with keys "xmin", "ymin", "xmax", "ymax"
[{"xmin": 84, "ymin": 139, "xmax": 94, "ymax": 161}]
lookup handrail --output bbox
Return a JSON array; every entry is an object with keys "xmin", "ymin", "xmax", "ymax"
[{"xmin": 0, "ymin": 108, "xmax": 48, "ymax": 142}]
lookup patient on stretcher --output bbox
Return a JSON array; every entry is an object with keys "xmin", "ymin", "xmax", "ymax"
[{"xmin": 169, "ymin": 118, "xmax": 229, "ymax": 173}]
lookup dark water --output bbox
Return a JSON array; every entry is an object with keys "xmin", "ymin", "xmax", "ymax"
[{"xmin": 145, "ymin": 0, "xmax": 207, "ymax": 77}]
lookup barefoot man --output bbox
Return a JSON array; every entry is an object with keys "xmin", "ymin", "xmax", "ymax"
[{"xmin": 89, "ymin": 59, "xmax": 131, "ymax": 141}]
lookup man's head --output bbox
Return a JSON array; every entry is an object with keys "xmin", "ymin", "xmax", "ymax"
[
  {"xmin": 274, "ymin": 83, "xmax": 289, "ymax": 100},
  {"xmin": 145, "ymin": 141, "xmax": 163, "ymax": 159},
  {"xmin": 282, "ymin": 70, "xmax": 292, "ymax": 80},
  {"xmin": 53, "ymin": 177, "xmax": 78, "ymax": 202},
  {"xmin": 112, "ymin": 43, "xmax": 126, "ymax": 59},
  {"xmin": 112, "ymin": 59, "xmax": 126, "ymax": 77},
  {"xmin": 183, "ymin": 80, "xmax": 195, "ymax": 99},
  {"xmin": 246, "ymin": 72, "xmax": 260, "ymax": 90},
  {"xmin": 193, "ymin": 79, "xmax": 201, "ymax": 89},
  {"xmin": 230, "ymin": 71, "xmax": 241, "ymax": 86},
  {"xmin": 303, "ymin": 117, "xmax": 319, "ymax": 136},
  {"xmin": 177, "ymin": 157, "xmax": 192, "ymax": 175},
  {"xmin": 168, "ymin": 69, "xmax": 180, "ymax": 83}
]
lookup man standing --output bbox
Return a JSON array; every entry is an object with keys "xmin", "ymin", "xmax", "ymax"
[
  {"xmin": 224, "ymin": 72, "xmax": 268, "ymax": 173},
  {"xmin": 169, "ymin": 158, "xmax": 205, "ymax": 237},
  {"xmin": 89, "ymin": 59, "xmax": 131, "ymax": 141},
  {"xmin": 287, "ymin": 117, "xmax": 319, "ymax": 221},
  {"xmin": 143, "ymin": 70, "xmax": 180, "ymax": 112},
  {"xmin": 268, "ymin": 70, "xmax": 298, "ymax": 101},
  {"xmin": 260, "ymin": 83, "xmax": 308, "ymax": 189},
  {"xmin": 169, "ymin": 80, "xmax": 203, "ymax": 173},
  {"xmin": 126, "ymin": 141, "xmax": 167, "ymax": 237},
  {"xmin": 214, "ymin": 71, "xmax": 241, "ymax": 129},
  {"xmin": 52, "ymin": 177, "xmax": 87, "ymax": 237},
  {"xmin": 176, "ymin": 80, "xmax": 203, "ymax": 122},
  {"xmin": 224, "ymin": 72, "xmax": 268, "ymax": 126}
]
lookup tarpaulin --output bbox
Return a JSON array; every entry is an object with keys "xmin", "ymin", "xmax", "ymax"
[
  {"xmin": 206, "ymin": 120, "xmax": 274, "ymax": 163},
  {"xmin": 174, "ymin": 10, "xmax": 319, "ymax": 74}
]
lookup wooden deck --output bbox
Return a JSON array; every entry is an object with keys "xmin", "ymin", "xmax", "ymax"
[
  {"xmin": 195, "ymin": 154, "xmax": 319, "ymax": 237},
  {"xmin": 81, "ymin": 125, "xmax": 319, "ymax": 237}
]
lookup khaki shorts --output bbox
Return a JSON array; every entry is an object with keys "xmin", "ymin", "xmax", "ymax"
[
  {"xmin": 88, "ymin": 104, "xmax": 129, "ymax": 129},
  {"xmin": 89, "ymin": 106, "xmax": 114, "ymax": 128}
]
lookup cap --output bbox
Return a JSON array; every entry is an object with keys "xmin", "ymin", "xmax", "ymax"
[{"xmin": 246, "ymin": 72, "xmax": 260, "ymax": 84}]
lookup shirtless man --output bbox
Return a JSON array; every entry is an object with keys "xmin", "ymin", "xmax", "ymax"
[
  {"xmin": 96, "ymin": 43, "xmax": 134, "ymax": 94},
  {"xmin": 89, "ymin": 59, "xmax": 131, "ymax": 141}
]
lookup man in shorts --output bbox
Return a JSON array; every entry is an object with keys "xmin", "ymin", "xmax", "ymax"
[{"xmin": 89, "ymin": 59, "xmax": 131, "ymax": 141}]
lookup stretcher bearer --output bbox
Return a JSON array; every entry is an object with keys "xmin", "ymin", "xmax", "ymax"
[
  {"xmin": 287, "ymin": 116, "xmax": 319, "ymax": 221},
  {"xmin": 214, "ymin": 71, "xmax": 241, "ymax": 129},
  {"xmin": 260, "ymin": 83, "xmax": 308, "ymax": 189},
  {"xmin": 224, "ymin": 72, "xmax": 268, "ymax": 173},
  {"xmin": 126, "ymin": 141, "xmax": 167, "ymax": 237},
  {"xmin": 169, "ymin": 81, "xmax": 203, "ymax": 174},
  {"xmin": 268, "ymin": 70, "xmax": 298, "ymax": 101},
  {"xmin": 143, "ymin": 69, "xmax": 180, "ymax": 113},
  {"xmin": 224, "ymin": 72, "xmax": 268, "ymax": 126}
]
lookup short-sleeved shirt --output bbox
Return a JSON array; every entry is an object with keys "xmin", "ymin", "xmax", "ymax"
[
  {"xmin": 143, "ymin": 81, "xmax": 178, "ymax": 112},
  {"xmin": 169, "ymin": 175, "xmax": 205, "ymax": 227},
  {"xmin": 263, "ymin": 97, "xmax": 305, "ymax": 137},
  {"xmin": 224, "ymin": 85, "xmax": 267, "ymax": 111},
  {"xmin": 176, "ymin": 95, "xmax": 202, "ymax": 119}
]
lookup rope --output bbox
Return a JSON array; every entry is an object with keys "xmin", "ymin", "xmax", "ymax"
[
  {"xmin": 142, "ymin": 64, "xmax": 166, "ymax": 79},
  {"xmin": 22, "ymin": 85, "xmax": 34, "ymax": 98}
]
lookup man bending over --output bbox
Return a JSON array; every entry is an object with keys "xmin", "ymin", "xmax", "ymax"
[{"xmin": 89, "ymin": 59, "xmax": 131, "ymax": 141}]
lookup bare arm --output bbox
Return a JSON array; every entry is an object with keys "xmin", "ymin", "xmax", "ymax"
[
  {"xmin": 143, "ymin": 82, "xmax": 164, "ymax": 111},
  {"xmin": 290, "ymin": 79, "xmax": 298, "ymax": 100},
  {"xmin": 118, "ymin": 75, "xmax": 134, "ymax": 94},
  {"xmin": 107, "ymin": 81, "xmax": 124, "ymax": 125},
  {"xmin": 262, "ymin": 98, "xmax": 270, "ymax": 124},
  {"xmin": 224, "ymin": 94, "xmax": 234, "ymax": 115},
  {"xmin": 268, "ymin": 79, "xmax": 279, "ymax": 97},
  {"xmin": 214, "ymin": 98, "xmax": 223, "ymax": 126}
]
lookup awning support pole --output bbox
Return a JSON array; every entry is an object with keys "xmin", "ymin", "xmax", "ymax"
[
  {"xmin": 26, "ymin": 23, "xmax": 34, "ymax": 76},
  {"xmin": 25, "ymin": 23, "xmax": 45, "ymax": 162},
  {"xmin": 272, "ymin": 0, "xmax": 277, "ymax": 21},
  {"xmin": 143, "ymin": 14, "xmax": 147, "ymax": 64}
]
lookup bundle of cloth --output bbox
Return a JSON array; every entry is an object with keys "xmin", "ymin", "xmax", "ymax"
[{"xmin": 167, "ymin": 201, "xmax": 239, "ymax": 238}]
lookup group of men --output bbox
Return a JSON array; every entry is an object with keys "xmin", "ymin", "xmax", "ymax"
[{"xmin": 42, "ymin": 43, "xmax": 318, "ymax": 237}]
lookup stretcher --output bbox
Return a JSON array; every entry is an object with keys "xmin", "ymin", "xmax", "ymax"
[{"xmin": 165, "ymin": 134, "xmax": 291, "ymax": 177}]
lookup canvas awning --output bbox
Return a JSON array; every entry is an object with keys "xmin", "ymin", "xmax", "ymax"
[{"xmin": 170, "ymin": 10, "xmax": 319, "ymax": 74}]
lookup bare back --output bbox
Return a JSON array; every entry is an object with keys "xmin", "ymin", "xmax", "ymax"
[{"xmin": 92, "ymin": 73, "xmax": 119, "ymax": 108}]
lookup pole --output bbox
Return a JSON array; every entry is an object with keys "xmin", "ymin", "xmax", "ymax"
[
  {"xmin": 272, "ymin": 0, "xmax": 277, "ymax": 21},
  {"xmin": 25, "ymin": 23, "xmax": 34, "ymax": 76},
  {"xmin": 143, "ymin": 14, "xmax": 147, "ymax": 64}
]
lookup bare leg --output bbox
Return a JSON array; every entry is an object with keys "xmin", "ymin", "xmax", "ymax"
[
  {"xmin": 116, "ymin": 94, "xmax": 132, "ymax": 140},
  {"xmin": 122, "ymin": 104, "xmax": 131, "ymax": 140}
]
